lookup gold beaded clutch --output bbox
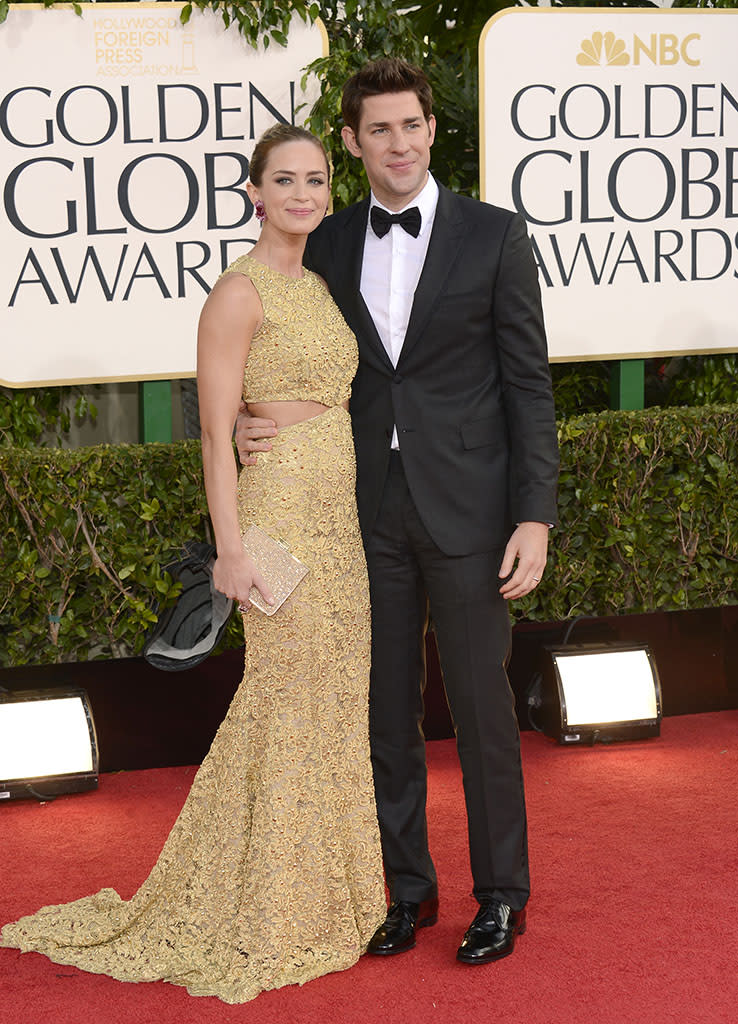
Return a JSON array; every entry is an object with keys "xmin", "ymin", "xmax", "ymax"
[{"xmin": 241, "ymin": 525, "xmax": 308, "ymax": 615}]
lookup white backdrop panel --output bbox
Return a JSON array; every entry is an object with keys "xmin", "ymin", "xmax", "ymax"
[
  {"xmin": 480, "ymin": 8, "xmax": 738, "ymax": 362},
  {"xmin": 0, "ymin": 2, "xmax": 325, "ymax": 385}
]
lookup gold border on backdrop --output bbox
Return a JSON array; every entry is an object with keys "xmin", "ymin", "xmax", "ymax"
[
  {"xmin": 478, "ymin": 7, "xmax": 738, "ymax": 363},
  {"xmin": 1, "ymin": 3, "xmax": 329, "ymax": 388}
]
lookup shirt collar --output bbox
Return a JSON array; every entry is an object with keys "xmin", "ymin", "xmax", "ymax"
[{"xmin": 369, "ymin": 173, "xmax": 439, "ymax": 238}]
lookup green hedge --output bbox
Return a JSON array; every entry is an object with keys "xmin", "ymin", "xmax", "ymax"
[
  {"xmin": 0, "ymin": 442, "xmax": 210, "ymax": 666},
  {"xmin": 1, "ymin": 404, "xmax": 737, "ymax": 667},
  {"xmin": 536, "ymin": 404, "xmax": 738, "ymax": 623}
]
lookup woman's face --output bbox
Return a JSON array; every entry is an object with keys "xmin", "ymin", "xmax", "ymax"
[{"xmin": 247, "ymin": 139, "xmax": 329, "ymax": 235}]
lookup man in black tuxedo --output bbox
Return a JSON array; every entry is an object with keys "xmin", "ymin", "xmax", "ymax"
[{"xmin": 238, "ymin": 59, "xmax": 558, "ymax": 964}]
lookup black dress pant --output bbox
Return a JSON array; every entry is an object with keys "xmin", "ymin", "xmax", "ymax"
[{"xmin": 364, "ymin": 452, "xmax": 529, "ymax": 911}]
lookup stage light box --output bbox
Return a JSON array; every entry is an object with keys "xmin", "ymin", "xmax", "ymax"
[
  {"xmin": 542, "ymin": 643, "xmax": 662, "ymax": 745},
  {"xmin": 0, "ymin": 688, "xmax": 99, "ymax": 800}
]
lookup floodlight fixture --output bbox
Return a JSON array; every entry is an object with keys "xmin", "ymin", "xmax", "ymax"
[
  {"xmin": 537, "ymin": 642, "xmax": 662, "ymax": 745},
  {"xmin": 0, "ymin": 688, "xmax": 99, "ymax": 800}
]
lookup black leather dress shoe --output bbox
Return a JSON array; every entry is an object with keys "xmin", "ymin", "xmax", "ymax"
[
  {"xmin": 367, "ymin": 897, "xmax": 439, "ymax": 956},
  {"xmin": 456, "ymin": 899, "xmax": 526, "ymax": 964}
]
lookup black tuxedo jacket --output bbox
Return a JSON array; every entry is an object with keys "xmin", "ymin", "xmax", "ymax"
[{"xmin": 304, "ymin": 183, "xmax": 559, "ymax": 556}]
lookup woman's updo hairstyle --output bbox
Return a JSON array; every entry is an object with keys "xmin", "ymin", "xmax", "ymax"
[{"xmin": 248, "ymin": 124, "xmax": 330, "ymax": 186}]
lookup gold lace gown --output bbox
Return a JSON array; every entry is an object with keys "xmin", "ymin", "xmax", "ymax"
[{"xmin": 0, "ymin": 254, "xmax": 386, "ymax": 1004}]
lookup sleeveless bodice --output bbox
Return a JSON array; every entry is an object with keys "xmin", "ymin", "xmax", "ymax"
[{"xmin": 224, "ymin": 253, "xmax": 357, "ymax": 407}]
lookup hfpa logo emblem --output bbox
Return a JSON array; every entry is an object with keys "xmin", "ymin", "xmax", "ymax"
[{"xmin": 576, "ymin": 30, "xmax": 701, "ymax": 68}]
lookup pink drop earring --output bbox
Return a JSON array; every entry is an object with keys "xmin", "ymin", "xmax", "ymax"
[{"xmin": 254, "ymin": 200, "xmax": 267, "ymax": 225}]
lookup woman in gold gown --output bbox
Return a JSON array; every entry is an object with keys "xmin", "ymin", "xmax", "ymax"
[{"xmin": 1, "ymin": 125, "xmax": 386, "ymax": 1004}]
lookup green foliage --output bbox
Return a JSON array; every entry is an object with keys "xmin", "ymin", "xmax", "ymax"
[
  {"xmin": 660, "ymin": 355, "xmax": 738, "ymax": 407},
  {"xmin": 515, "ymin": 403, "xmax": 738, "ymax": 623},
  {"xmin": 0, "ymin": 387, "xmax": 97, "ymax": 447},
  {"xmin": 2, "ymin": 406, "xmax": 736, "ymax": 666},
  {"xmin": 551, "ymin": 355, "xmax": 738, "ymax": 419},
  {"xmin": 179, "ymin": 0, "xmax": 307, "ymax": 47},
  {"xmin": 674, "ymin": 1, "xmax": 738, "ymax": 8},
  {"xmin": 551, "ymin": 362, "xmax": 611, "ymax": 418},
  {"xmin": 411, "ymin": 0, "xmax": 509, "ymax": 54},
  {"xmin": 423, "ymin": 47, "xmax": 479, "ymax": 197},
  {"xmin": 0, "ymin": 441, "xmax": 226, "ymax": 667}
]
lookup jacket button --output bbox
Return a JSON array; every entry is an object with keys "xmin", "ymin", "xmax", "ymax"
[{"xmin": 393, "ymin": 374, "xmax": 403, "ymax": 384}]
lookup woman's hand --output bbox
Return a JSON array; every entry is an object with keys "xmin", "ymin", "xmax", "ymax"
[{"xmin": 212, "ymin": 549, "xmax": 274, "ymax": 612}]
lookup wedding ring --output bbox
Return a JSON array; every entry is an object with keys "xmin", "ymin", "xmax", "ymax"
[{"xmin": 532, "ymin": 576, "xmax": 541, "ymax": 582}]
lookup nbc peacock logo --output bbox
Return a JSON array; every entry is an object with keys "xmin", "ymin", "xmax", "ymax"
[
  {"xmin": 576, "ymin": 31, "xmax": 630, "ymax": 67},
  {"xmin": 575, "ymin": 30, "xmax": 701, "ymax": 68}
]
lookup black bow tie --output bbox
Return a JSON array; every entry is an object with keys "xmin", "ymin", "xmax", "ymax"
[{"xmin": 370, "ymin": 206, "xmax": 422, "ymax": 239}]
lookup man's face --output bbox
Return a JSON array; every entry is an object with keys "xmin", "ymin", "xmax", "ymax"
[{"xmin": 341, "ymin": 91, "xmax": 436, "ymax": 212}]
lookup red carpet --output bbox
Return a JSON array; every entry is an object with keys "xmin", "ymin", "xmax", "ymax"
[{"xmin": 1, "ymin": 711, "xmax": 736, "ymax": 1024}]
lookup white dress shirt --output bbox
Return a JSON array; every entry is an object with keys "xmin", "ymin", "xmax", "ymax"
[{"xmin": 361, "ymin": 174, "xmax": 439, "ymax": 448}]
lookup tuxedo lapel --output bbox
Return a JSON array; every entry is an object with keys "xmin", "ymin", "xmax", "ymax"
[
  {"xmin": 332, "ymin": 199, "xmax": 367, "ymax": 302},
  {"xmin": 332, "ymin": 200, "xmax": 393, "ymax": 371},
  {"xmin": 398, "ymin": 185, "xmax": 465, "ymax": 366}
]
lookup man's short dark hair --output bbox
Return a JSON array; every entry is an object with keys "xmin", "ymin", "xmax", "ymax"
[{"xmin": 341, "ymin": 58, "xmax": 433, "ymax": 135}]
